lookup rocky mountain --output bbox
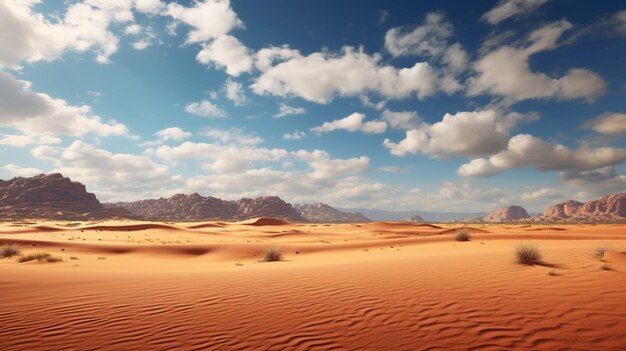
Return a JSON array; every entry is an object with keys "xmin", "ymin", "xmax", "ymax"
[
  {"xmin": 483, "ymin": 205, "xmax": 530, "ymax": 222},
  {"xmin": 407, "ymin": 214, "xmax": 425, "ymax": 222},
  {"xmin": 110, "ymin": 194, "xmax": 304, "ymax": 222},
  {"xmin": 541, "ymin": 193, "xmax": 626, "ymax": 222},
  {"xmin": 0, "ymin": 173, "xmax": 132, "ymax": 220},
  {"xmin": 294, "ymin": 203, "xmax": 370, "ymax": 223}
]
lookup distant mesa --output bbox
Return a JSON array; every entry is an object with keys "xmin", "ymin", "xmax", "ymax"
[
  {"xmin": 483, "ymin": 205, "xmax": 530, "ymax": 222},
  {"xmin": 294, "ymin": 203, "xmax": 370, "ymax": 223},
  {"xmin": 0, "ymin": 173, "xmax": 133, "ymax": 221},
  {"xmin": 407, "ymin": 214, "xmax": 425, "ymax": 222}
]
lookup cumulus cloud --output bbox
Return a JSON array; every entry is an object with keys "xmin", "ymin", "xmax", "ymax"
[
  {"xmin": 222, "ymin": 79, "xmax": 247, "ymax": 106},
  {"xmin": 0, "ymin": 0, "xmax": 166, "ymax": 66},
  {"xmin": 252, "ymin": 46, "xmax": 437, "ymax": 104},
  {"xmin": 201, "ymin": 128, "xmax": 263, "ymax": 146},
  {"xmin": 196, "ymin": 35, "xmax": 253, "ymax": 76},
  {"xmin": 275, "ymin": 103, "xmax": 306, "ymax": 118},
  {"xmin": 468, "ymin": 21, "xmax": 606, "ymax": 103},
  {"xmin": 383, "ymin": 110, "xmax": 532, "ymax": 158},
  {"xmin": 294, "ymin": 150, "xmax": 370, "ymax": 180},
  {"xmin": 582, "ymin": 113, "xmax": 626, "ymax": 135},
  {"xmin": 381, "ymin": 110, "xmax": 421, "ymax": 130},
  {"xmin": 166, "ymin": 0, "xmax": 242, "ymax": 44},
  {"xmin": 521, "ymin": 187, "xmax": 562, "ymax": 201},
  {"xmin": 155, "ymin": 127, "xmax": 192, "ymax": 142},
  {"xmin": 482, "ymin": 0, "xmax": 549, "ymax": 25},
  {"xmin": 458, "ymin": 134, "xmax": 626, "ymax": 177},
  {"xmin": 185, "ymin": 100, "xmax": 226, "ymax": 118},
  {"xmin": 31, "ymin": 140, "xmax": 176, "ymax": 201},
  {"xmin": 283, "ymin": 131, "xmax": 306, "ymax": 140},
  {"xmin": 312, "ymin": 112, "xmax": 387, "ymax": 135},
  {"xmin": 2, "ymin": 164, "xmax": 43, "ymax": 177},
  {"xmin": 0, "ymin": 71, "xmax": 128, "ymax": 140}
]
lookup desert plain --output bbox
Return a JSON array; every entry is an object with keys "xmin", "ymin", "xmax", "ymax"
[{"xmin": 1, "ymin": 219, "xmax": 625, "ymax": 351}]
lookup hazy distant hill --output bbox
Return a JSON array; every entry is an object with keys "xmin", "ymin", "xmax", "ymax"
[{"xmin": 338, "ymin": 208, "xmax": 487, "ymax": 222}]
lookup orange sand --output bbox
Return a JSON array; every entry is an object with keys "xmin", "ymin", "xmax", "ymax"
[{"xmin": 1, "ymin": 220, "xmax": 625, "ymax": 350}]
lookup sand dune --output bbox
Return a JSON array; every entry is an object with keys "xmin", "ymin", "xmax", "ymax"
[{"xmin": 1, "ymin": 220, "xmax": 625, "ymax": 350}]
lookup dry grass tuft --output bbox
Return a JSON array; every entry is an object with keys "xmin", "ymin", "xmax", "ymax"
[
  {"xmin": 594, "ymin": 245, "xmax": 613, "ymax": 259},
  {"xmin": 515, "ymin": 243, "xmax": 542, "ymax": 265},
  {"xmin": 454, "ymin": 228, "xmax": 471, "ymax": 242},
  {"xmin": 18, "ymin": 252, "xmax": 63, "ymax": 263},
  {"xmin": 263, "ymin": 247, "xmax": 282, "ymax": 262},
  {"xmin": 1, "ymin": 244, "xmax": 21, "ymax": 258},
  {"xmin": 601, "ymin": 264, "xmax": 612, "ymax": 271}
]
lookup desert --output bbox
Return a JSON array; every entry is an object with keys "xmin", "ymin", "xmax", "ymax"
[{"xmin": 2, "ymin": 219, "xmax": 626, "ymax": 350}]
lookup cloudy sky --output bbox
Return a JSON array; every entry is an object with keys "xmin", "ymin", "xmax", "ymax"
[{"xmin": 1, "ymin": 0, "xmax": 625, "ymax": 212}]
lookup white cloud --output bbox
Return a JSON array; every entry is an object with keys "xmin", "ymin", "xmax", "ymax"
[
  {"xmin": 381, "ymin": 110, "xmax": 420, "ymax": 130},
  {"xmin": 2, "ymin": 164, "xmax": 43, "ymax": 177},
  {"xmin": 378, "ymin": 166, "xmax": 411, "ymax": 174},
  {"xmin": 0, "ymin": 134, "xmax": 60, "ymax": 147},
  {"xmin": 185, "ymin": 100, "xmax": 226, "ymax": 118},
  {"xmin": 31, "ymin": 140, "xmax": 177, "ymax": 201},
  {"xmin": 275, "ymin": 103, "xmax": 306, "ymax": 118},
  {"xmin": 383, "ymin": 110, "xmax": 531, "ymax": 158},
  {"xmin": 201, "ymin": 128, "xmax": 263, "ymax": 146},
  {"xmin": 294, "ymin": 150, "xmax": 370, "ymax": 180},
  {"xmin": 155, "ymin": 127, "xmax": 192, "ymax": 142},
  {"xmin": 521, "ymin": 188, "xmax": 562, "ymax": 201},
  {"xmin": 384, "ymin": 11, "xmax": 453, "ymax": 58},
  {"xmin": 196, "ymin": 35, "xmax": 253, "ymax": 76},
  {"xmin": 468, "ymin": 21, "xmax": 606, "ymax": 103},
  {"xmin": 124, "ymin": 23, "xmax": 141, "ymax": 35},
  {"xmin": 252, "ymin": 46, "xmax": 437, "ymax": 104},
  {"xmin": 135, "ymin": 0, "xmax": 166, "ymax": 15},
  {"xmin": 312, "ymin": 112, "xmax": 387, "ymax": 135},
  {"xmin": 283, "ymin": 131, "xmax": 306, "ymax": 140},
  {"xmin": 482, "ymin": 0, "xmax": 549, "ymax": 25},
  {"xmin": 166, "ymin": 0, "xmax": 242, "ymax": 44},
  {"xmin": 458, "ymin": 134, "xmax": 626, "ymax": 177},
  {"xmin": 0, "ymin": 71, "xmax": 128, "ymax": 139},
  {"xmin": 132, "ymin": 39, "xmax": 150, "ymax": 50},
  {"xmin": 223, "ymin": 78, "xmax": 246, "ymax": 106},
  {"xmin": 582, "ymin": 113, "xmax": 626, "ymax": 135}
]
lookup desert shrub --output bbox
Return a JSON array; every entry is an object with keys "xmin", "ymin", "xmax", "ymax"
[
  {"xmin": 18, "ymin": 252, "xmax": 62, "ymax": 263},
  {"xmin": 594, "ymin": 245, "xmax": 613, "ymax": 259},
  {"xmin": 0, "ymin": 244, "xmax": 21, "ymax": 258},
  {"xmin": 601, "ymin": 264, "xmax": 612, "ymax": 271},
  {"xmin": 263, "ymin": 247, "xmax": 282, "ymax": 262},
  {"xmin": 515, "ymin": 243, "xmax": 542, "ymax": 265},
  {"xmin": 454, "ymin": 228, "xmax": 471, "ymax": 242}
]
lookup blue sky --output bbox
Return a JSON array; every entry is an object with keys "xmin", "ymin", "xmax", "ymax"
[{"xmin": 1, "ymin": 0, "xmax": 625, "ymax": 212}]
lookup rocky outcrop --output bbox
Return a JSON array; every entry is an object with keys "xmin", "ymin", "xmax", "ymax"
[
  {"xmin": 294, "ymin": 203, "xmax": 370, "ymax": 223},
  {"xmin": 407, "ymin": 214, "xmax": 425, "ymax": 222},
  {"xmin": 483, "ymin": 205, "xmax": 530, "ymax": 222},
  {"xmin": 541, "ymin": 193, "xmax": 626, "ymax": 222},
  {"xmin": 111, "ymin": 195, "xmax": 304, "ymax": 222},
  {"xmin": 0, "ymin": 173, "xmax": 133, "ymax": 220}
]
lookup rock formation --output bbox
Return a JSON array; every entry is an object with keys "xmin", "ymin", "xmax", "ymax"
[
  {"xmin": 483, "ymin": 205, "xmax": 530, "ymax": 222},
  {"xmin": 407, "ymin": 214, "xmax": 425, "ymax": 222},
  {"xmin": 112, "ymin": 195, "xmax": 304, "ymax": 222},
  {"xmin": 541, "ymin": 193, "xmax": 626, "ymax": 222},
  {"xmin": 0, "ymin": 173, "xmax": 132, "ymax": 220},
  {"xmin": 294, "ymin": 203, "xmax": 370, "ymax": 223}
]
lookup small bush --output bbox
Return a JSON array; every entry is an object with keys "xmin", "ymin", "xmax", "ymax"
[
  {"xmin": 515, "ymin": 243, "xmax": 542, "ymax": 265},
  {"xmin": 547, "ymin": 270, "xmax": 557, "ymax": 276},
  {"xmin": 601, "ymin": 264, "xmax": 612, "ymax": 271},
  {"xmin": 18, "ymin": 252, "xmax": 63, "ymax": 263},
  {"xmin": 0, "ymin": 244, "xmax": 21, "ymax": 258},
  {"xmin": 594, "ymin": 245, "xmax": 613, "ymax": 259},
  {"xmin": 454, "ymin": 228, "xmax": 471, "ymax": 242},
  {"xmin": 263, "ymin": 247, "xmax": 282, "ymax": 262}
]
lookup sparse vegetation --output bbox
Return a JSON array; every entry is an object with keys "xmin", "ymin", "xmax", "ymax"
[
  {"xmin": 601, "ymin": 264, "xmax": 612, "ymax": 271},
  {"xmin": 547, "ymin": 270, "xmax": 557, "ymax": 276},
  {"xmin": 263, "ymin": 247, "xmax": 282, "ymax": 262},
  {"xmin": 1, "ymin": 244, "xmax": 21, "ymax": 258},
  {"xmin": 18, "ymin": 252, "xmax": 63, "ymax": 263},
  {"xmin": 515, "ymin": 243, "xmax": 542, "ymax": 265},
  {"xmin": 70, "ymin": 256, "xmax": 79, "ymax": 260},
  {"xmin": 454, "ymin": 228, "xmax": 471, "ymax": 242},
  {"xmin": 594, "ymin": 245, "xmax": 613, "ymax": 259}
]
